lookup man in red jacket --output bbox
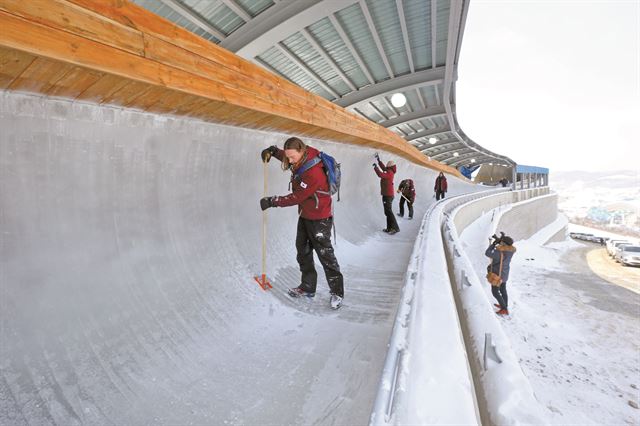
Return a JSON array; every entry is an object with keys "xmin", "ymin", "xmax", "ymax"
[
  {"xmin": 260, "ymin": 137, "xmax": 344, "ymax": 310},
  {"xmin": 434, "ymin": 172, "xmax": 448, "ymax": 200},
  {"xmin": 373, "ymin": 153, "xmax": 400, "ymax": 234}
]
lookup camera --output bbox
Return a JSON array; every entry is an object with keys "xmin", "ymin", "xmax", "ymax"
[{"xmin": 490, "ymin": 231, "xmax": 505, "ymax": 245}]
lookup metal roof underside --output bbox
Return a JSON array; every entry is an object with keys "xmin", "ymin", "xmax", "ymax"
[{"xmin": 132, "ymin": 0, "xmax": 515, "ymax": 169}]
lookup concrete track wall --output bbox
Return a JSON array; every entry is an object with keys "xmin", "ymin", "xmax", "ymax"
[
  {"xmin": 0, "ymin": 91, "xmax": 481, "ymax": 425},
  {"xmin": 453, "ymin": 188, "xmax": 553, "ymax": 238},
  {"xmin": 497, "ymin": 193, "xmax": 559, "ymax": 241}
]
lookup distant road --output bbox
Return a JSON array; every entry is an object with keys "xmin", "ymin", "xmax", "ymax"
[{"xmin": 585, "ymin": 246, "xmax": 640, "ymax": 294}]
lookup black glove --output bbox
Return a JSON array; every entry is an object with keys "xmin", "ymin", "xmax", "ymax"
[
  {"xmin": 260, "ymin": 197, "xmax": 275, "ymax": 211},
  {"xmin": 490, "ymin": 231, "xmax": 505, "ymax": 246},
  {"xmin": 261, "ymin": 146, "xmax": 278, "ymax": 163},
  {"xmin": 374, "ymin": 152, "xmax": 380, "ymax": 160},
  {"xmin": 372, "ymin": 163, "xmax": 377, "ymax": 167}
]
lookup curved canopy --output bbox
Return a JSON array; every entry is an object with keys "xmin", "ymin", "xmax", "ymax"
[{"xmin": 132, "ymin": 0, "xmax": 515, "ymax": 168}]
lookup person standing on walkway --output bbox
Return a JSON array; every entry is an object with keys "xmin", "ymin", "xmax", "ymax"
[
  {"xmin": 397, "ymin": 179, "xmax": 416, "ymax": 219},
  {"xmin": 373, "ymin": 153, "xmax": 400, "ymax": 235},
  {"xmin": 260, "ymin": 137, "xmax": 344, "ymax": 310},
  {"xmin": 485, "ymin": 234, "xmax": 516, "ymax": 315},
  {"xmin": 434, "ymin": 172, "xmax": 448, "ymax": 200}
]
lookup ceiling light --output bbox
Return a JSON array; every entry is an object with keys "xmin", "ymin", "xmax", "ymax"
[
  {"xmin": 428, "ymin": 137, "xmax": 437, "ymax": 144},
  {"xmin": 470, "ymin": 158, "xmax": 476, "ymax": 163},
  {"xmin": 453, "ymin": 152, "xmax": 459, "ymax": 157},
  {"xmin": 390, "ymin": 93, "xmax": 407, "ymax": 108}
]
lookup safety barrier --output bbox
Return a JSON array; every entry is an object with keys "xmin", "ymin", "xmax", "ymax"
[{"xmin": 371, "ymin": 187, "xmax": 553, "ymax": 425}]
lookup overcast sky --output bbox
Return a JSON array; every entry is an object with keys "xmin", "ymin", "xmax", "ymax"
[{"xmin": 456, "ymin": 0, "xmax": 639, "ymax": 172}]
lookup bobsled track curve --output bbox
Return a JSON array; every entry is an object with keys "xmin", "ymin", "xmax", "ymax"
[{"xmin": 0, "ymin": 92, "xmax": 483, "ymax": 425}]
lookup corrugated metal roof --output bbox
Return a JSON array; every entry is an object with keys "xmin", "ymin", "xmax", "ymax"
[
  {"xmin": 308, "ymin": 18, "xmax": 370, "ymax": 89},
  {"xmin": 405, "ymin": 0, "xmax": 432, "ymax": 70},
  {"xmin": 435, "ymin": 1, "xmax": 450, "ymax": 66},
  {"xmin": 366, "ymin": 0, "xmax": 410, "ymax": 76},
  {"xmin": 181, "ymin": 0, "xmax": 243, "ymax": 35},
  {"xmin": 336, "ymin": 4, "xmax": 390, "ymax": 83},
  {"xmin": 258, "ymin": 46, "xmax": 333, "ymax": 99},
  {"xmin": 235, "ymin": 0, "xmax": 273, "ymax": 17},
  {"xmin": 131, "ymin": 0, "xmax": 221, "ymax": 42},
  {"xmin": 129, "ymin": 0, "xmax": 515, "ymax": 168},
  {"xmin": 282, "ymin": 32, "xmax": 350, "ymax": 97}
]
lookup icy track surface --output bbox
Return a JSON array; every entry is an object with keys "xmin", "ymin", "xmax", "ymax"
[{"xmin": 0, "ymin": 92, "xmax": 481, "ymax": 425}]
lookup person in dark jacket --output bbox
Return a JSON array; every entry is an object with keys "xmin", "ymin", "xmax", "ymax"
[
  {"xmin": 373, "ymin": 153, "xmax": 400, "ymax": 234},
  {"xmin": 397, "ymin": 179, "xmax": 416, "ymax": 219},
  {"xmin": 260, "ymin": 137, "xmax": 344, "ymax": 310},
  {"xmin": 485, "ymin": 235, "xmax": 516, "ymax": 315},
  {"xmin": 434, "ymin": 172, "xmax": 448, "ymax": 200}
]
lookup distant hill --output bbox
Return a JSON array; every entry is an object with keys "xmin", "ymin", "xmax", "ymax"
[
  {"xmin": 550, "ymin": 170, "xmax": 639, "ymax": 235},
  {"xmin": 551, "ymin": 170, "xmax": 638, "ymax": 197}
]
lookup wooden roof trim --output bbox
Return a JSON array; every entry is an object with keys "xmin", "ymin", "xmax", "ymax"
[{"xmin": 0, "ymin": 0, "xmax": 460, "ymax": 175}]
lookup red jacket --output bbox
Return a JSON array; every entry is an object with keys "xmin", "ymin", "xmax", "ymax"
[
  {"xmin": 398, "ymin": 179, "xmax": 416, "ymax": 202},
  {"xmin": 374, "ymin": 159, "xmax": 396, "ymax": 197},
  {"xmin": 271, "ymin": 146, "xmax": 332, "ymax": 220},
  {"xmin": 434, "ymin": 175, "xmax": 448, "ymax": 192}
]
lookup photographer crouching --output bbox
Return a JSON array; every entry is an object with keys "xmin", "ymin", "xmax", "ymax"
[{"xmin": 486, "ymin": 232, "xmax": 516, "ymax": 316}]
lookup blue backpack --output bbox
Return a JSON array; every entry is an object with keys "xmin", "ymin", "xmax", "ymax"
[{"xmin": 293, "ymin": 152, "xmax": 341, "ymax": 201}]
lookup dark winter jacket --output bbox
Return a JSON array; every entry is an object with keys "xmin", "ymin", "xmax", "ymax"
[
  {"xmin": 485, "ymin": 243, "xmax": 516, "ymax": 282},
  {"xmin": 434, "ymin": 175, "xmax": 448, "ymax": 193},
  {"xmin": 271, "ymin": 146, "xmax": 332, "ymax": 220},
  {"xmin": 374, "ymin": 159, "xmax": 396, "ymax": 197},
  {"xmin": 398, "ymin": 179, "xmax": 416, "ymax": 202}
]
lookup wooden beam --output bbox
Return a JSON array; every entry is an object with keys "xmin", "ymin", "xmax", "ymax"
[
  {"xmin": 0, "ymin": 46, "xmax": 35, "ymax": 89},
  {"xmin": 47, "ymin": 65, "xmax": 104, "ymax": 98},
  {"xmin": 0, "ymin": 0, "xmax": 144, "ymax": 55},
  {"xmin": 8, "ymin": 56, "xmax": 74, "ymax": 93},
  {"xmin": 0, "ymin": 0, "xmax": 461, "ymax": 176}
]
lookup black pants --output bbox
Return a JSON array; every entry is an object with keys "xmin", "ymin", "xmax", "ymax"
[
  {"xmin": 491, "ymin": 282, "xmax": 508, "ymax": 309},
  {"xmin": 296, "ymin": 217, "xmax": 344, "ymax": 297},
  {"xmin": 382, "ymin": 196, "xmax": 399, "ymax": 231},
  {"xmin": 436, "ymin": 190, "xmax": 445, "ymax": 200},
  {"xmin": 399, "ymin": 197, "xmax": 413, "ymax": 218}
]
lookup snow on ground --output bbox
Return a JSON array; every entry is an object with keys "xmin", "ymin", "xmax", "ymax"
[{"xmin": 460, "ymin": 210, "xmax": 640, "ymax": 425}]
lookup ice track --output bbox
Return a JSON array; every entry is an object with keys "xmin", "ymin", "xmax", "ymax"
[{"xmin": 0, "ymin": 92, "xmax": 482, "ymax": 425}]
